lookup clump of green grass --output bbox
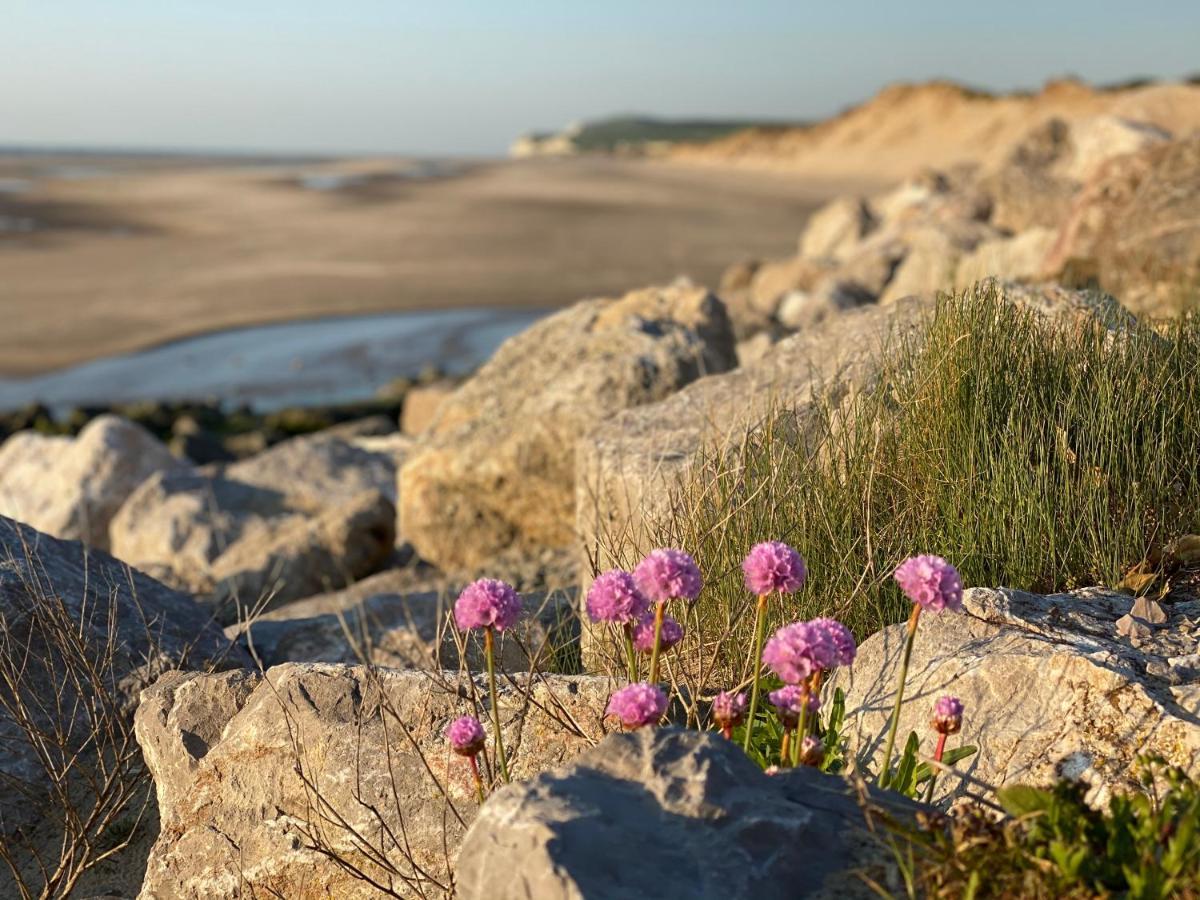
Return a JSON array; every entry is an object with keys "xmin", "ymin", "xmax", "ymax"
[{"xmin": 626, "ymin": 285, "xmax": 1200, "ymax": 672}]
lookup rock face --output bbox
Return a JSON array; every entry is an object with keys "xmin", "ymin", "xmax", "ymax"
[
  {"xmin": 401, "ymin": 383, "xmax": 456, "ymax": 435},
  {"xmin": 110, "ymin": 433, "xmax": 397, "ymax": 623},
  {"xmin": 136, "ymin": 664, "xmax": 619, "ymax": 899},
  {"xmin": 1044, "ymin": 134, "xmax": 1200, "ymax": 312},
  {"xmin": 227, "ymin": 569, "xmax": 579, "ymax": 672},
  {"xmin": 0, "ymin": 415, "xmax": 182, "ymax": 550},
  {"xmin": 830, "ymin": 587, "xmax": 1200, "ymax": 805},
  {"xmin": 399, "ymin": 281, "xmax": 737, "ymax": 572},
  {"xmin": 0, "ymin": 515, "xmax": 243, "ymax": 833},
  {"xmin": 456, "ymin": 727, "xmax": 912, "ymax": 900}
]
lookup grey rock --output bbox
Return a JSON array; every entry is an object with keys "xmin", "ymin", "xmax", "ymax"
[
  {"xmin": 798, "ymin": 195, "xmax": 877, "ymax": 260},
  {"xmin": 135, "ymin": 663, "xmax": 623, "ymax": 899},
  {"xmin": 399, "ymin": 281, "xmax": 737, "ymax": 572},
  {"xmin": 954, "ymin": 226, "xmax": 1059, "ymax": 291},
  {"xmin": 227, "ymin": 569, "xmax": 579, "ymax": 672},
  {"xmin": 0, "ymin": 515, "xmax": 244, "ymax": 834},
  {"xmin": 456, "ymin": 727, "xmax": 913, "ymax": 900},
  {"xmin": 0, "ymin": 415, "xmax": 183, "ymax": 550},
  {"xmin": 110, "ymin": 433, "xmax": 398, "ymax": 623},
  {"xmin": 829, "ymin": 587, "xmax": 1200, "ymax": 807}
]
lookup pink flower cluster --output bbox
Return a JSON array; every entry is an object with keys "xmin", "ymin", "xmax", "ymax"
[
  {"xmin": 606, "ymin": 682, "xmax": 668, "ymax": 729},
  {"xmin": 762, "ymin": 618, "xmax": 856, "ymax": 684},
  {"xmin": 893, "ymin": 555, "xmax": 963, "ymax": 613},
  {"xmin": 768, "ymin": 684, "xmax": 818, "ymax": 727},
  {"xmin": 586, "ymin": 570, "xmax": 650, "ymax": 624},
  {"xmin": 454, "ymin": 578, "xmax": 523, "ymax": 632},
  {"xmin": 932, "ymin": 695, "xmax": 964, "ymax": 735},
  {"xmin": 633, "ymin": 612, "xmax": 683, "ymax": 653},
  {"xmin": 446, "ymin": 715, "xmax": 486, "ymax": 756},
  {"xmin": 742, "ymin": 541, "xmax": 807, "ymax": 596},
  {"xmin": 634, "ymin": 549, "xmax": 703, "ymax": 603},
  {"xmin": 711, "ymin": 690, "xmax": 748, "ymax": 730}
]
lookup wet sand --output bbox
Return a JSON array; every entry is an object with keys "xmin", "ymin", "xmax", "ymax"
[{"xmin": 0, "ymin": 153, "xmax": 878, "ymax": 376}]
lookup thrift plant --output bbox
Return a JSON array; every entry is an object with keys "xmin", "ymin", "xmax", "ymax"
[
  {"xmin": 455, "ymin": 578, "xmax": 522, "ymax": 782},
  {"xmin": 446, "ymin": 715, "xmax": 487, "ymax": 803},
  {"xmin": 741, "ymin": 541, "xmax": 806, "ymax": 752},
  {"xmin": 879, "ymin": 555, "xmax": 962, "ymax": 788},
  {"xmin": 633, "ymin": 548, "xmax": 702, "ymax": 684}
]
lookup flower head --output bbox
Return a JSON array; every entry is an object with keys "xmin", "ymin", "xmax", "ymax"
[
  {"xmin": 454, "ymin": 578, "xmax": 523, "ymax": 632},
  {"xmin": 768, "ymin": 684, "xmax": 818, "ymax": 728},
  {"xmin": 762, "ymin": 620, "xmax": 837, "ymax": 684},
  {"xmin": 446, "ymin": 715, "xmax": 486, "ymax": 756},
  {"xmin": 742, "ymin": 541, "xmax": 807, "ymax": 596},
  {"xmin": 931, "ymin": 695, "xmax": 964, "ymax": 735},
  {"xmin": 634, "ymin": 548, "xmax": 703, "ymax": 603},
  {"xmin": 606, "ymin": 682, "xmax": 668, "ymax": 730},
  {"xmin": 810, "ymin": 618, "xmax": 857, "ymax": 667},
  {"xmin": 632, "ymin": 612, "xmax": 684, "ymax": 653},
  {"xmin": 893, "ymin": 555, "xmax": 963, "ymax": 613},
  {"xmin": 711, "ymin": 690, "xmax": 748, "ymax": 730},
  {"xmin": 586, "ymin": 570, "xmax": 650, "ymax": 624},
  {"xmin": 798, "ymin": 735, "xmax": 825, "ymax": 768}
]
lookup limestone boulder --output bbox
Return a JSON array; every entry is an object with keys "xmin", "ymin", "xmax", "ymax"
[
  {"xmin": 829, "ymin": 587, "xmax": 1200, "ymax": 805},
  {"xmin": 135, "ymin": 664, "xmax": 622, "ymax": 899},
  {"xmin": 743, "ymin": 255, "xmax": 833, "ymax": 324},
  {"xmin": 954, "ymin": 226, "xmax": 1059, "ymax": 290},
  {"xmin": 0, "ymin": 415, "xmax": 183, "ymax": 550},
  {"xmin": 1043, "ymin": 134, "xmax": 1200, "ymax": 314},
  {"xmin": 401, "ymin": 383, "xmax": 456, "ymax": 435},
  {"xmin": 110, "ymin": 433, "xmax": 398, "ymax": 623},
  {"xmin": 398, "ymin": 282, "xmax": 737, "ymax": 572},
  {"xmin": 456, "ymin": 727, "xmax": 914, "ymax": 900},
  {"xmin": 877, "ymin": 220, "xmax": 998, "ymax": 304},
  {"xmin": 227, "ymin": 569, "xmax": 579, "ymax": 672},
  {"xmin": 0, "ymin": 515, "xmax": 244, "ymax": 836},
  {"xmin": 797, "ymin": 196, "xmax": 876, "ymax": 260}
]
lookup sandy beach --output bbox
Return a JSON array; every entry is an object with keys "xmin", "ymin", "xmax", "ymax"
[{"xmin": 0, "ymin": 153, "xmax": 873, "ymax": 376}]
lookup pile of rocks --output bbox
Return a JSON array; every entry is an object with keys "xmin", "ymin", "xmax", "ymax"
[{"xmin": 720, "ymin": 118, "xmax": 1198, "ymax": 357}]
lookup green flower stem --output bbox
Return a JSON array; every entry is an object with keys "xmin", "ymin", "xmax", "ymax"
[
  {"xmin": 779, "ymin": 727, "xmax": 792, "ymax": 767},
  {"xmin": 468, "ymin": 753, "xmax": 485, "ymax": 804},
  {"xmin": 880, "ymin": 604, "xmax": 922, "ymax": 788},
  {"xmin": 792, "ymin": 692, "xmax": 810, "ymax": 767},
  {"xmin": 623, "ymin": 623, "xmax": 638, "ymax": 682},
  {"xmin": 923, "ymin": 732, "xmax": 948, "ymax": 803},
  {"xmin": 741, "ymin": 593, "xmax": 771, "ymax": 752},
  {"xmin": 648, "ymin": 600, "xmax": 667, "ymax": 684},
  {"xmin": 484, "ymin": 627, "xmax": 510, "ymax": 783}
]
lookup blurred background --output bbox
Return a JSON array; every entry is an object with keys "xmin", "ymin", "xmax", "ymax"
[{"xmin": 2, "ymin": 0, "xmax": 1198, "ymax": 446}]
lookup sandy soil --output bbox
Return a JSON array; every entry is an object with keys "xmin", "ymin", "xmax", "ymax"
[{"xmin": 0, "ymin": 154, "xmax": 873, "ymax": 376}]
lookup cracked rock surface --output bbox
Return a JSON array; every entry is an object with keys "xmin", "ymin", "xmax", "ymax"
[{"xmin": 830, "ymin": 586, "xmax": 1200, "ymax": 805}]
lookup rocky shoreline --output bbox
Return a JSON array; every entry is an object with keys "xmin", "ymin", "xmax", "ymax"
[{"xmin": 0, "ymin": 107, "xmax": 1197, "ymax": 898}]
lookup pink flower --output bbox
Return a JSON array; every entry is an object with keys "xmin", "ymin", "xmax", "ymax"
[
  {"xmin": 606, "ymin": 682, "xmax": 668, "ymax": 730},
  {"xmin": 768, "ymin": 684, "xmax": 817, "ymax": 728},
  {"xmin": 586, "ymin": 570, "xmax": 650, "ymax": 624},
  {"xmin": 632, "ymin": 612, "xmax": 684, "ymax": 653},
  {"xmin": 931, "ymin": 695, "xmax": 964, "ymax": 735},
  {"xmin": 798, "ymin": 735, "xmax": 825, "ymax": 768},
  {"xmin": 810, "ymin": 618, "xmax": 857, "ymax": 667},
  {"xmin": 761, "ymin": 620, "xmax": 836, "ymax": 684},
  {"xmin": 742, "ymin": 541, "xmax": 806, "ymax": 596},
  {"xmin": 893, "ymin": 555, "xmax": 963, "ymax": 613},
  {"xmin": 446, "ymin": 715, "xmax": 486, "ymax": 756},
  {"xmin": 634, "ymin": 549, "xmax": 703, "ymax": 603},
  {"xmin": 454, "ymin": 578, "xmax": 523, "ymax": 632},
  {"xmin": 711, "ymin": 691, "xmax": 748, "ymax": 730}
]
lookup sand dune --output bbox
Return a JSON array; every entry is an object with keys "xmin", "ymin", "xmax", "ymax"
[
  {"xmin": 673, "ymin": 79, "xmax": 1200, "ymax": 179},
  {"xmin": 0, "ymin": 156, "xmax": 870, "ymax": 376}
]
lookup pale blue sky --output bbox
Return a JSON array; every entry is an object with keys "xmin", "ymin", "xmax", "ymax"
[{"xmin": 6, "ymin": 1, "xmax": 1199, "ymax": 156}]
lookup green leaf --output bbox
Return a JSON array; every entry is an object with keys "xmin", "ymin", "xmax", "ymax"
[{"xmin": 997, "ymin": 784, "xmax": 1055, "ymax": 818}]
